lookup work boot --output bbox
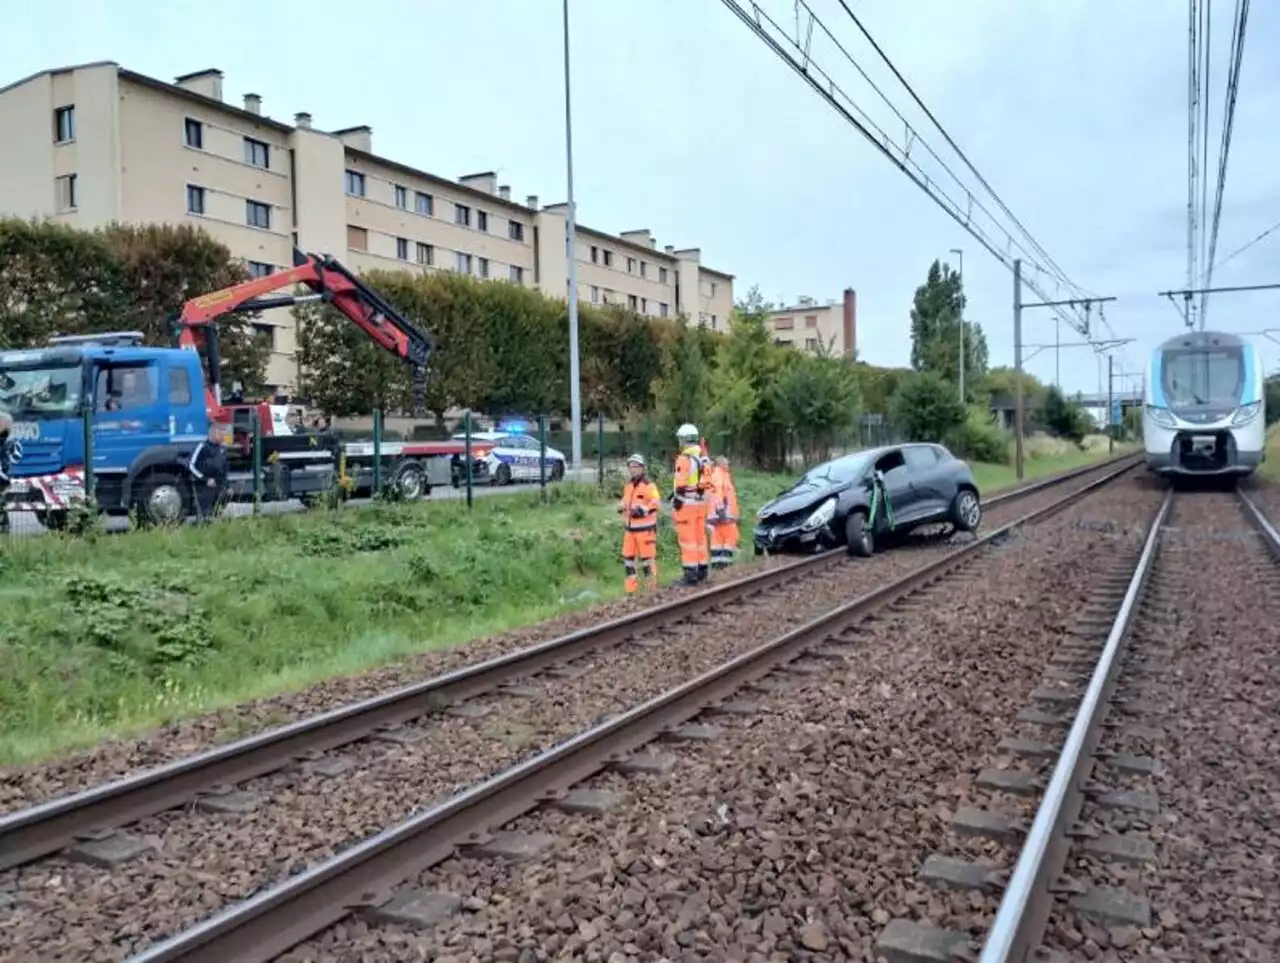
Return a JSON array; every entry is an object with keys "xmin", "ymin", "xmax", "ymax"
[
  {"xmin": 681, "ymin": 567, "xmax": 700, "ymax": 587},
  {"xmin": 697, "ymin": 564, "xmax": 709, "ymax": 583}
]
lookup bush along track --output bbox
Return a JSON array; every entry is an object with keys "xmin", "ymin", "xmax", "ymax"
[{"xmin": 0, "ymin": 459, "xmax": 1138, "ymax": 960}]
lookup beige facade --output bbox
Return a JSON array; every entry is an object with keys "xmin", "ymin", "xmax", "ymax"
[
  {"xmin": 0, "ymin": 61, "xmax": 735, "ymax": 392},
  {"xmin": 768, "ymin": 289, "xmax": 858, "ymax": 359}
]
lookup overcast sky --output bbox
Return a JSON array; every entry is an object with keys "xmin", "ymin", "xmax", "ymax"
[{"xmin": 5, "ymin": 0, "xmax": 1279, "ymax": 397}]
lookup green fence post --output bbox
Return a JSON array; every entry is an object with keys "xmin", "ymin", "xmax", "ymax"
[
  {"xmin": 252, "ymin": 415, "xmax": 263, "ymax": 513},
  {"xmin": 538, "ymin": 414, "xmax": 548, "ymax": 499},
  {"xmin": 644, "ymin": 413, "xmax": 652, "ymax": 468},
  {"xmin": 597, "ymin": 412, "xmax": 605, "ymax": 487},
  {"xmin": 81, "ymin": 406, "xmax": 95, "ymax": 505},
  {"xmin": 464, "ymin": 410, "xmax": 474, "ymax": 510},
  {"xmin": 372, "ymin": 407, "xmax": 383, "ymax": 497}
]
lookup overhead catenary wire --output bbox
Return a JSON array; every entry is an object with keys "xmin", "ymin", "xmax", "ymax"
[{"xmin": 720, "ymin": 0, "xmax": 1099, "ymax": 342}]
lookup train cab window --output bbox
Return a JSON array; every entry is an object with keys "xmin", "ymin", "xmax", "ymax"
[{"xmin": 96, "ymin": 363, "xmax": 157, "ymax": 412}]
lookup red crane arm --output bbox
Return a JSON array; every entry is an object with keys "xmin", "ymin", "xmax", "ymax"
[{"xmin": 175, "ymin": 247, "xmax": 432, "ymax": 416}]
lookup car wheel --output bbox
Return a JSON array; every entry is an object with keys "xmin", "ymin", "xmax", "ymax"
[
  {"xmin": 950, "ymin": 488, "xmax": 982, "ymax": 532},
  {"xmin": 550, "ymin": 460, "xmax": 565, "ymax": 482},
  {"xmin": 494, "ymin": 463, "xmax": 512, "ymax": 486},
  {"xmin": 845, "ymin": 510, "xmax": 874, "ymax": 558}
]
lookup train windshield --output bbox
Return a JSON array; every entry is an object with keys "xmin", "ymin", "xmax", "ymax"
[
  {"xmin": 1160, "ymin": 346, "xmax": 1243, "ymax": 408},
  {"xmin": 0, "ymin": 360, "xmax": 83, "ymax": 419}
]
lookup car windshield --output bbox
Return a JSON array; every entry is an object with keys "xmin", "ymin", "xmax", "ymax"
[
  {"xmin": 1162, "ymin": 347, "xmax": 1243, "ymax": 407},
  {"xmin": 790, "ymin": 453, "xmax": 873, "ymax": 491},
  {"xmin": 0, "ymin": 361, "xmax": 83, "ymax": 419}
]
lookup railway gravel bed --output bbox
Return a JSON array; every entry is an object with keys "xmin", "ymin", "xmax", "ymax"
[
  {"xmin": 0, "ymin": 463, "xmax": 1133, "ymax": 961},
  {"xmin": 1038, "ymin": 491, "xmax": 1280, "ymax": 962},
  {"xmin": 275, "ymin": 473, "xmax": 1162, "ymax": 962},
  {"xmin": 0, "ymin": 459, "xmax": 1128, "ymax": 816}
]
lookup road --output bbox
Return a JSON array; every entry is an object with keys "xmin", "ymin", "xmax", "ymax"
[{"xmin": 2, "ymin": 468, "xmax": 602, "ymax": 537}]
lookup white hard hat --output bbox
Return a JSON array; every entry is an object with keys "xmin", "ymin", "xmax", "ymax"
[
  {"xmin": 626, "ymin": 453, "xmax": 646, "ymax": 468},
  {"xmin": 676, "ymin": 423, "xmax": 699, "ymax": 440}
]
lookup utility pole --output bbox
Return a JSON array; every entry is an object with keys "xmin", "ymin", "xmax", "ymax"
[
  {"xmin": 1013, "ymin": 258, "xmax": 1024, "ymax": 481},
  {"xmin": 1054, "ymin": 317, "xmax": 1060, "ymax": 388},
  {"xmin": 950, "ymin": 247, "xmax": 965, "ymax": 404},
  {"xmin": 1107, "ymin": 353, "xmax": 1114, "ymax": 456},
  {"xmin": 562, "ymin": 0, "xmax": 583, "ymax": 470}
]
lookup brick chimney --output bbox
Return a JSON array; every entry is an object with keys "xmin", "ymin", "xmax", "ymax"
[{"xmin": 842, "ymin": 288, "xmax": 857, "ymax": 360}]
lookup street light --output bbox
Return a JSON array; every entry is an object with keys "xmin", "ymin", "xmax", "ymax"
[
  {"xmin": 950, "ymin": 247, "xmax": 964, "ymax": 404},
  {"xmin": 562, "ymin": 0, "xmax": 583, "ymax": 470}
]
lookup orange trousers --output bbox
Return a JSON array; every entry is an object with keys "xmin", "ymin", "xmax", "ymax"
[
  {"xmin": 708, "ymin": 518, "xmax": 740, "ymax": 568},
  {"xmin": 622, "ymin": 528, "xmax": 658, "ymax": 593},
  {"xmin": 674, "ymin": 500, "xmax": 709, "ymax": 578}
]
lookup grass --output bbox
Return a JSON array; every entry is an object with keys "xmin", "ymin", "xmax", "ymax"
[
  {"xmin": 0, "ymin": 445, "xmax": 1119, "ymax": 765},
  {"xmin": 970, "ymin": 433, "xmax": 1135, "ymax": 493},
  {"xmin": 1258, "ymin": 423, "xmax": 1280, "ymax": 483}
]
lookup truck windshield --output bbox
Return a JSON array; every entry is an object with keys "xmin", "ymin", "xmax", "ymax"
[{"xmin": 0, "ymin": 363, "xmax": 82, "ymax": 419}]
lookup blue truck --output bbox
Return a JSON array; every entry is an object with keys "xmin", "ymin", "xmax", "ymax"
[{"xmin": 0, "ymin": 248, "xmax": 445, "ymax": 530}]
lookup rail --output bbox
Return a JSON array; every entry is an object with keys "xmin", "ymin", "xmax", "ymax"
[
  {"xmin": 126, "ymin": 457, "xmax": 1137, "ymax": 963},
  {"xmin": 0, "ymin": 454, "xmax": 1138, "ymax": 871}
]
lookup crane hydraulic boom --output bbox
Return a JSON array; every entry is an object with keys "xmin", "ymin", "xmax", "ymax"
[{"xmin": 175, "ymin": 247, "xmax": 432, "ymax": 418}]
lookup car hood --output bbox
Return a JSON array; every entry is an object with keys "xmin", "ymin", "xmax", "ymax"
[{"xmin": 757, "ymin": 481, "xmax": 851, "ymax": 521}]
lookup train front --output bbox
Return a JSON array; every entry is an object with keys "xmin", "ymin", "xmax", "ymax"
[{"xmin": 1143, "ymin": 331, "xmax": 1265, "ymax": 477}]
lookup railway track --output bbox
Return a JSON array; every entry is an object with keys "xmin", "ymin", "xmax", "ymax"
[
  {"xmin": 0, "ymin": 454, "xmax": 1136, "ymax": 875},
  {"xmin": 43, "ymin": 457, "xmax": 1145, "ymax": 963},
  {"xmin": 874, "ymin": 485, "xmax": 1280, "ymax": 962}
]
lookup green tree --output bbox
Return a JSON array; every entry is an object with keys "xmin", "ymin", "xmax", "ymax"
[
  {"xmin": 774, "ymin": 347, "xmax": 862, "ymax": 463},
  {"xmin": 889, "ymin": 371, "xmax": 966, "ymax": 442},
  {"xmin": 652, "ymin": 320, "xmax": 712, "ymax": 441},
  {"xmin": 706, "ymin": 286, "xmax": 784, "ymax": 463},
  {"xmin": 1265, "ymin": 375, "xmax": 1280, "ymax": 427},
  {"xmin": 909, "ymin": 259, "xmax": 989, "ymax": 395},
  {"xmin": 1039, "ymin": 385, "xmax": 1090, "ymax": 443}
]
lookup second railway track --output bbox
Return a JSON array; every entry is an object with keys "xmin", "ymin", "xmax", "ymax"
[{"xmin": 0, "ymin": 455, "xmax": 1145, "ymax": 962}]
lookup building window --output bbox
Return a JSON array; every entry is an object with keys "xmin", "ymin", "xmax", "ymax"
[
  {"xmin": 243, "ymin": 137, "xmax": 270, "ymax": 169},
  {"xmin": 640, "ymin": 261, "xmax": 647, "ymax": 279},
  {"xmin": 711, "ymin": 282, "xmax": 718, "ymax": 296},
  {"xmin": 508, "ymin": 220, "xmax": 524, "ymax": 242},
  {"xmin": 640, "ymin": 298, "xmax": 648, "ymax": 314},
  {"xmin": 627, "ymin": 257, "xmax": 636, "ymax": 274},
  {"xmin": 455, "ymin": 204, "xmax": 471, "ymax": 227},
  {"xmin": 396, "ymin": 237, "xmax": 409, "ymax": 260},
  {"xmin": 476, "ymin": 210, "xmax": 488, "ymax": 232},
  {"xmin": 345, "ymin": 170, "xmax": 366, "ymax": 196},
  {"xmin": 590, "ymin": 245, "xmax": 599, "ymax": 264},
  {"xmin": 55, "ymin": 174, "xmax": 77, "ymax": 212},
  {"xmin": 455, "ymin": 252, "xmax": 473, "ymax": 274},
  {"xmin": 774, "ymin": 316, "xmax": 795, "ymax": 330},
  {"xmin": 659, "ymin": 266, "xmax": 668, "ymax": 284},
  {"xmin": 805, "ymin": 314, "xmax": 818, "ymax": 328},
  {"xmin": 416, "ymin": 242, "xmax": 434, "ymax": 266},
  {"xmin": 659, "ymin": 302, "xmax": 669, "ymax": 318},
  {"xmin": 628, "ymin": 294, "xmax": 638, "ymax": 311},
  {"xmin": 477, "ymin": 257, "xmax": 490, "ymax": 279},
  {"xmin": 347, "ymin": 225, "xmax": 368, "ymax": 250},
  {"xmin": 252, "ymin": 323, "xmax": 277, "ymax": 351},
  {"xmin": 53, "ymin": 105, "xmax": 75, "ymax": 143},
  {"xmin": 246, "ymin": 200, "xmax": 271, "ymax": 229},
  {"xmin": 711, "ymin": 315, "xmax": 718, "ymax": 328},
  {"xmin": 186, "ymin": 185, "xmax": 206, "ymax": 215},
  {"xmin": 805, "ymin": 338, "xmax": 818, "ymax": 351},
  {"xmin": 394, "ymin": 185, "xmax": 408, "ymax": 209},
  {"xmin": 591, "ymin": 286, "xmax": 600, "ymax": 303},
  {"xmin": 248, "ymin": 261, "xmax": 274, "ymax": 278},
  {"xmin": 602, "ymin": 250, "xmax": 613, "ymax": 268},
  {"xmin": 509, "ymin": 264, "xmax": 523, "ymax": 284},
  {"xmin": 416, "ymin": 191, "xmax": 433, "ymax": 215},
  {"xmin": 184, "ymin": 118, "xmax": 203, "ymax": 149}
]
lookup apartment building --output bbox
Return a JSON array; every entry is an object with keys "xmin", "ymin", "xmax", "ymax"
[
  {"xmin": 768, "ymin": 289, "xmax": 858, "ymax": 359},
  {"xmin": 0, "ymin": 61, "xmax": 735, "ymax": 391}
]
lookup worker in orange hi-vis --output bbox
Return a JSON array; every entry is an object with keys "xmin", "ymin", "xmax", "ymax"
[
  {"xmin": 707, "ymin": 455, "xmax": 740, "ymax": 571},
  {"xmin": 672, "ymin": 423, "xmax": 711, "ymax": 585},
  {"xmin": 617, "ymin": 453, "xmax": 660, "ymax": 593}
]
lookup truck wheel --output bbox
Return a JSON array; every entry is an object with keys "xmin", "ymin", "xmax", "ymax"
[
  {"xmin": 38, "ymin": 510, "xmax": 69, "ymax": 532},
  {"xmin": 393, "ymin": 462, "xmax": 427, "ymax": 501},
  {"xmin": 133, "ymin": 472, "xmax": 190, "ymax": 527}
]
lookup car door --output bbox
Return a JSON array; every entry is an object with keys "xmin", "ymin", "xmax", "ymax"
[
  {"xmin": 902, "ymin": 444, "xmax": 946, "ymax": 520},
  {"xmin": 872, "ymin": 448, "xmax": 916, "ymax": 522},
  {"xmin": 91, "ymin": 359, "xmax": 170, "ymax": 477}
]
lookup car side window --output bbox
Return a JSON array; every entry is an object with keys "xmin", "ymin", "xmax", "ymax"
[
  {"xmin": 875, "ymin": 449, "xmax": 910, "ymax": 485},
  {"xmin": 903, "ymin": 446, "xmax": 938, "ymax": 471}
]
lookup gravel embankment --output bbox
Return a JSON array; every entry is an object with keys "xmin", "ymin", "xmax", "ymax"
[
  {"xmin": 0, "ymin": 465, "xmax": 1134, "ymax": 962},
  {"xmin": 277, "ymin": 474, "xmax": 1161, "ymax": 962},
  {"xmin": 1040, "ymin": 490, "xmax": 1280, "ymax": 961}
]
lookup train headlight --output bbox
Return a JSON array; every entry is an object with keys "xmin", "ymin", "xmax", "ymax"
[
  {"xmin": 1145, "ymin": 405, "xmax": 1176, "ymax": 429},
  {"xmin": 1231, "ymin": 401, "xmax": 1262, "ymax": 426}
]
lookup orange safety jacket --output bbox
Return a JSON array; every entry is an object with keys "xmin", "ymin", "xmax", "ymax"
[
  {"xmin": 707, "ymin": 466, "xmax": 740, "ymax": 522},
  {"xmin": 619, "ymin": 476, "xmax": 661, "ymax": 529},
  {"xmin": 673, "ymin": 447, "xmax": 709, "ymax": 502}
]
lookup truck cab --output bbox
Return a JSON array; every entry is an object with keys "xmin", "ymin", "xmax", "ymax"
[{"xmin": 0, "ymin": 333, "xmax": 212, "ymax": 527}]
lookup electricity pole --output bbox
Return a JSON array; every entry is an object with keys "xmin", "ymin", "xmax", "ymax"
[
  {"xmin": 1013, "ymin": 259, "xmax": 1024, "ymax": 480},
  {"xmin": 563, "ymin": 0, "xmax": 583, "ymax": 470},
  {"xmin": 950, "ymin": 247, "xmax": 965, "ymax": 404}
]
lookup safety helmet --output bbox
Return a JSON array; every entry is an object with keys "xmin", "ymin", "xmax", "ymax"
[
  {"xmin": 676, "ymin": 423, "xmax": 699, "ymax": 442},
  {"xmin": 626, "ymin": 453, "xmax": 646, "ymax": 468}
]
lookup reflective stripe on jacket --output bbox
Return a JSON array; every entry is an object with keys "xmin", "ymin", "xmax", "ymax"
[
  {"xmin": 673, "ymin": 448, "xmax": 708, "ymax": 500},
  {"xmin": 620, "ymin": 477, "xmax": 661, "ymax": 530}
]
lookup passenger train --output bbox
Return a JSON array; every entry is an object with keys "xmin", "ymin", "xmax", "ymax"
[{"xmin": 1142, "ymin": 330, "xmax": 1266, "ymax": 477}]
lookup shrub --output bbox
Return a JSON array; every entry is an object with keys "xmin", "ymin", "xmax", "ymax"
[{"xmin": 947, "ymin": 406, "xmax": 1010, "ymax": 464}]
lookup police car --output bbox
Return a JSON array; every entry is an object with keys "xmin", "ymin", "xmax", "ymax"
[{"xmin": 450, "ymin": 429, "xmax": 567, "ymax": 485}]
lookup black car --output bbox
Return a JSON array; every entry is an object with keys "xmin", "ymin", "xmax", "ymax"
[{"xmin": 753, "ymin": 443, "xmax": 983, "ymax": 557}]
